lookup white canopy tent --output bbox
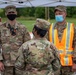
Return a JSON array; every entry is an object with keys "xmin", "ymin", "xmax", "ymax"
[{"xmin": 0, "ymin": 0, "xmax": 76, "ymax": 8}]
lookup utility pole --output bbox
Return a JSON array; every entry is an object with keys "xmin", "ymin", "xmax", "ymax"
[
  {"xmin": 48, "ymin": 7, "xmax": 50, "ymax": 21},
  {"xmin": 45, "ymin": 7, "xmax": 48, "ymax": 20},
  {"xmin": 45, "ymin": 7, "xmax": 50, "ymax": 21}
]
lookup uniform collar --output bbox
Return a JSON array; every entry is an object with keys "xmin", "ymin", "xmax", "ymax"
[
  {"xmin": 6, "ymin": 21, "xmax": 19, "ymax": 29},
  {"xmin": 34, "ymin": 37, "xmax": 47, "ymax": 40},
  {"xmin": 54, "ymin": 22, "xmax": 67, "ymax": 29}
]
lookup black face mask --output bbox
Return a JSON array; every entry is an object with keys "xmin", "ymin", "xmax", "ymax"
[{"xmin": 7, "ymin": 14, "xmax": 17, "ymax": 21}]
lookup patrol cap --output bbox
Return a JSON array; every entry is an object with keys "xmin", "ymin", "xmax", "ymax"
[
  {"xmin": 34, "ymin": 18, "xmax": 50, "ymax": 30},
  {"xmin": 5, "ymin": 5, "xmax": 16, "ymax": 13},
  {"xmin": 54, "ymin": 5, "xmax": 66, "ymax": 12}
]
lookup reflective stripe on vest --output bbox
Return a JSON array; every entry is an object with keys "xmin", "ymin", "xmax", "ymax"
[{"xmin": 49, "ymin": 22, "xmax": 74, "ymax": 66}]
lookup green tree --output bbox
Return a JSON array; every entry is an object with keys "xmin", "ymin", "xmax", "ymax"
[{"xmin": 35, "ymin": 7, "xmax": 45, "ymax": 18}]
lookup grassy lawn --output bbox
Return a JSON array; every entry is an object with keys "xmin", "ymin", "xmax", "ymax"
[
  {"xmin": 2, "ymin": 18, "xmax": 76, "ymax": 32},
  {"xmin": 19, "ymin": 20, "xmax": 35, "ymax": 32}
]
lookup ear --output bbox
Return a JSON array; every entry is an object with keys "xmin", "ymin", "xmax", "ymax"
[
  {"xmin": 15, "ymin": 11, "xmax": 17, "ymax": 15},
  {"xmin": 65, "ymin": 12, "xmax": 67, "ymax": 16},
  {"xmin": 5, "ymin": 12, "xmax": 7, "ymax": 16}
]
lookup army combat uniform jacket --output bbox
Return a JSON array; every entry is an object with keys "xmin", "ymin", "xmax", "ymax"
[
  {"xmin": 15, "ymin": 38, "xmax": 61, "ymax": 75},
  {"xmin": 0, "ymin": 21, "xmax": 30, "ymax": 70}
]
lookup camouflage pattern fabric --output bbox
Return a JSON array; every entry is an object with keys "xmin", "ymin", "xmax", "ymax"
[
  {"xmin": 61, "ymin": 66, "xmax": 73, "ymax": 75},
  {"xmin": 5, "ymin": 5, "xmax": 16, "ymax": 13},
  {"xmin": 0, "ymin": 21, "xmax": 31, "ymax": 75},
  {"xmin": 34, "ymin": 18, "xmax": 50, "ymax": 30},
  {"xmin": 73, "ymin": 26, "xmax": 76, "ymax": 62},
  {"xmin": 54, "ymin": 5, "xmax": 66, "ymax": 12},
  {"xmin": 49, "ymin": 22, "xmax": 76, "ymax": 75},
  {"xmin": 15, "ymin": 38, "xmax": 61, "ymax": 75},
  {"xmin": 1, "ymin": 67, "xmax": 14, "ymax": 75}
]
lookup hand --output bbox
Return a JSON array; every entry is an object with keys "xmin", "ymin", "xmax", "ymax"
[
  {"xmin": 72, "ymin": 63, "xmax": 76, "ymax": 72},
  {"xmin": 0, "ymin": 61, "xmax": 4, "ymax": 71}
]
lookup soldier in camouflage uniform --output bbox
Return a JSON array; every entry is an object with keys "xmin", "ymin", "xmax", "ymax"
[
  {"xmin": 0, "ymin": 5, "xmax": 31, "ymax": 75},
  {"xmin": 15, "ymin": 18, "xmax": 61, "ymax": 75},
  {"xmin": 48, "ymin": 5, "xmax": 76, "ymax": 75}
]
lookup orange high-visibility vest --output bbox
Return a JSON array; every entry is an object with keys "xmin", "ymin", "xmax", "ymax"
[{"xmin": 49, "ymin": 22, "xmax": 74, "ymax": 66}]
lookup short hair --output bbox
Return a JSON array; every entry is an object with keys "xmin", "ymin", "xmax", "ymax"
[{"xmin": 33, "ymin": 25, "xmax": 47, "ymax": 38}]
